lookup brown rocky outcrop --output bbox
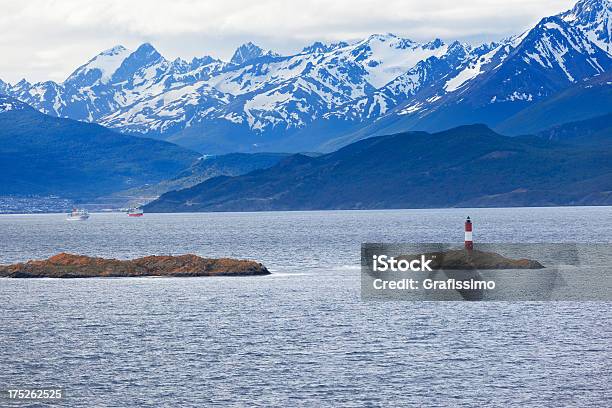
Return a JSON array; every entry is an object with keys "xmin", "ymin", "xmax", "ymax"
[{"xmin": 0, "ymin": 253, "xmax": 270, "ymax": 278}]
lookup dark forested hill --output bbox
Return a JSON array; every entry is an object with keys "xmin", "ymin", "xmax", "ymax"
[
  {"xmin": 144, "ymin": 124, "xmax": 612, "ymax": 212},
  {"xmin": 0, "ymin": 95, "xmax": 199, "ymax": 198},
  {"xmin": 536, "ymin": 113, "xmax": 612, "ymax": 146}
]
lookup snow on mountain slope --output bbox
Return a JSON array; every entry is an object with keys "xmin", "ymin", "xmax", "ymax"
[
  {"xmin": 443, "ymin": 43, "xmax": 503, "ymax": 92},
  {"xmin": 211, "ymin": 35, "xmax": 451, "ymax": 126},
  {"xmin": 101, "ymin": 53, "xmax": 364, "ymax": 135},
  {"xmin": 0, "ymin": 95, "xmax": 30, "ymax": 114},
  {"xmin": 230, "ymin": 42, "xmax": 280, "ymax": 65},
  {"xmin": 8, "ymin": 80, "xmax": 67, "ymax": 117},
  {"xmin": 339, "ymin": 35, "xmax": 449, "ymax": 88},
  {"xmin": 524, "ymin": 17, "xmax": 607, "ymax": 82},
  {"xmin": 96, "ymin": 34, "xmax": 453, "ymax": 136},
  {"xmin": 357, "ymin": 11, "xmax": 612, "ymax": 137},
  {"xmin": 561, "ymin": 0, "xmax": 611, "ymax": 55},
  {"xmin": 101, "ymin": 82, "xmax": 230, "ymax": 135},
  {"xmin": 5, "ymin": 43, "xmax": 227, "ymax": 124},
  {"xmin": 326, "ymin": 0, "xmax": 611, "ymax": 136},
  {"xmin": 207, "ymin": 49, "xmax": 369, "ymax": 100},
  {"xmin": 1, "ymin": 0, "xmax": 610, "ymax": 153},
  {"xmin": 238, "ymin": 77, "xmax": 339, "ymax": 131},
  {"xmin": 464, "ymin": 14, "xmax": 610, "ymax": 98},
  {"xmin": 65, "ymin": 45, "xmax": 132, "ymax": 86},
  {"xmin": 322, "ymin": 41, "xmax": 473, "ymax": 121},
  {"xmin": 411, "ymin": 6, "xmax": 610, "ymax": 109}
]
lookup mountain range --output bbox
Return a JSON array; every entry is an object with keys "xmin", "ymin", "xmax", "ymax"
[
  {"xmin": 2, "ymin": 0, "xmax": 610, "ymax": 154},
  {"xmin": 143, "ymin": 123, "xmax": 612, "ymax": 212}
]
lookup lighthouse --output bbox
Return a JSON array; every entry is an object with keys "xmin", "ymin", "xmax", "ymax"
[{"xmin": 465, "ymin": 217, "xmax": 473, "ymax": 251}]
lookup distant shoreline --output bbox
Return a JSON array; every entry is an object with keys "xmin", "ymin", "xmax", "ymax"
[{"xmin": 2, "ymin": 204, "xmax": 611, "ymax": 216}]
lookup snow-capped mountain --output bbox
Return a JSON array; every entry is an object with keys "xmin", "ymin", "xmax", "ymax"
[
  {"xmin": 1, "ymin": 0, "xmax": 610, "ymax": 153},
  {"xmin": 321, "ymin": 0, "xmax": 612, "ymax": 143},
  {"xmin": 98, "ymin": 33, "xmax": 459, "ymax": 144},
  {"xmin": 323, "ymin": 40, "xmax": 475, "ymax": 121},
  {"xmin": 381, "ymin": 12, "xmax": 612, "ymax": 132},
  {"xmin": 230, "ymin": 42, "xmax": 280, "ymax": 65},
  {"xmin": 561, "ymin": 0, "xmax": 611, "ymax": 54},
  {"xmin": 6, "ymin": 42, "xmax": 228, "ymax": 124}
]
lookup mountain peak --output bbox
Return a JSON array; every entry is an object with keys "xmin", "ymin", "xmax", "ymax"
[
  {"xmin": 105, "ymin": 42, "xmax": 166, "ymax": 82},
  {"xmin": 361, "ymin": 33, "xmax": 415, "ymax": 51},
  {"xmin": 230, "ymin": 42, "xmax": 277, "ymax": 65},
  {"xmin": 536, "ymin": 15, "xmax": 570, "ymax": 29},
  {"xmin": 510, "ymin": 14, "xmax": 609, "ymax": 82},
  {"xmin": 367, "ymin": 33, "xmax": 398, "ymax": 41},
  {"xmin": 423, "ymin": 38, "xmax": 445, "ymax": 50},
  {"xmin": 302, "ymin": 41, "xmax": 328, "ymax": 54},
  {"xmin": 302, "ymin": 41, "xmax": 349, "ymax": 54},
  {"xmin": 64, "ymin": 45, "xmax": 132, "ymax": 85},
  {"xmin": 564, "ymin": 0, "xmax": 610, "ymax": 19},
  {"xmin": 13, "ymin": 78, "xmax": 31, "ymax": 92},
  {"xmin": 101, "ymin": 45, "xmax": 128, "ymax": 56},
  {"xmin": 560, "ymin": 0, "xmax": 611, "ymax": 54},
  {"xmin": 134, "ymin": 42, "xmax": 161, "ymax": 58},
  {"xmin": 527, "ymin": 15, "xmax": 586, "ymax": 45}
]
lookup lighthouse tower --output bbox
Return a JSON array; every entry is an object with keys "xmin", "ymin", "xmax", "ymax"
[{"xmin": 465, "ymin": 217, "xmax": 473, "ymax": 251}]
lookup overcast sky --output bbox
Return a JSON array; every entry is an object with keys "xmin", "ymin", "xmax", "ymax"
[{"xmin": 0, "ymin": 0, "xmax": 576, "ymax": 84}]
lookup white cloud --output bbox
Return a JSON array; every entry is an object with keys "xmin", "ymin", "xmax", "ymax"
[{"xmin": 0, "ymin": 0, "xmax": 576, "ymax": 83}]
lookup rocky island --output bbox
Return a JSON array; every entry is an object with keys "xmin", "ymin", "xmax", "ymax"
[
  {"xmin": 0, "ymin": 253, "xmax": 270, "ymax": 278},
  {"xmin": 400, "ymin": 249, "xmax": 544, "ymax": 270}
]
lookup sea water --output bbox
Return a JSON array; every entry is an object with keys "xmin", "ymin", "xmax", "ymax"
[{"xmin": 1, "ymin": 207, "xmax": 610, "ymax": 406}]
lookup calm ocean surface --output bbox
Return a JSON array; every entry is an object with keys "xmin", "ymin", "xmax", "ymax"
[{"xmin": 1, "ymin": 207, "xmax": 611, "ymax": 407}]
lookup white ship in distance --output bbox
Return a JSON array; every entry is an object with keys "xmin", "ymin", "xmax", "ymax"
[{"xmin": 67, "ymin": 208, "xmax": 89, "ymax": 221}]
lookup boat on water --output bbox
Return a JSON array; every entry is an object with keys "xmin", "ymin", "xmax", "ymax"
[
  {"xmin": 67, "ymin": 208, "xmax": 89, "ymax": 221},
  {"xmin": 127, "ymin": 207, "xmax": 144, "ymax": 217}
]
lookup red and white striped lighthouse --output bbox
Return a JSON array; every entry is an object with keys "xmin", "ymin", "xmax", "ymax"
[{"xmin": 464, "ymin": 216, "xmax": 473, "ymax": 251}]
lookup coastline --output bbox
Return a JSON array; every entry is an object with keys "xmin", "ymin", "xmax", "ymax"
[{"xmin": 2, "ymin": 204, "xmax": 612, "ymax": 216}]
